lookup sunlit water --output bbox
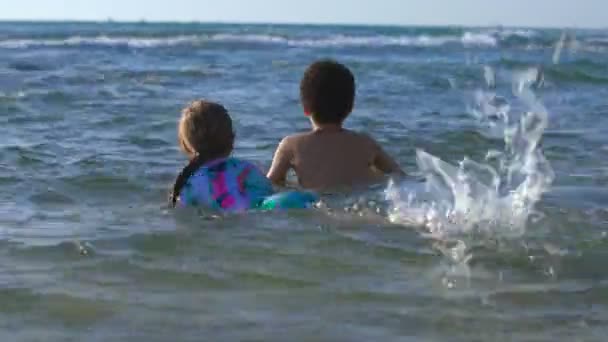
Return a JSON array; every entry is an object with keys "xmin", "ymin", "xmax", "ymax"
[{"xmin": 1, "ymin": 22, "xmax": 608, "ymax": 341}]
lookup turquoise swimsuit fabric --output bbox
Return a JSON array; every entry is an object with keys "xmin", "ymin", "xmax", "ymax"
[{"xmin": 178, "ymin": 158, "xmax": 274, "ymax": 212}]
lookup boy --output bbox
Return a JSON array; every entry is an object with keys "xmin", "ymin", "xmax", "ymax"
[{"xmin": 267, "ymin": 59, "xmax": 404, "ymax": 190}]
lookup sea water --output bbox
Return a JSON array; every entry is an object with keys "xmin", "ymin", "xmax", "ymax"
[{"xmin": 1, "ymin": 22, "xmax": 608, "ymax": 341}]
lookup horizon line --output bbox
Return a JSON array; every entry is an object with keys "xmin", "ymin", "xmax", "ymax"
[{"xmin": 0, "ymin": 18, "xmax": 602, "ymax": 31}]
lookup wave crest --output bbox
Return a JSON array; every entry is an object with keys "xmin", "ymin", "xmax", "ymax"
[{"xmin": 0, "ymin": 31, "xmax": 511, "ymax": 49}]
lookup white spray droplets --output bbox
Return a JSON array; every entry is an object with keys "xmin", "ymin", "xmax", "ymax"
[{"xmin": 386, "ymin": 67, "xmax": 554, "ymax": 240}]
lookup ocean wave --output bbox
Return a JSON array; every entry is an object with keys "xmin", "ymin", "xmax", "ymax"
[
  {"xmin": 587, "ymin": 37, "xmax": 608, "ymax": 45},
  {"xmin": 0, "ymin": 31, "xmax": 506, "ymax": 49},
  {"xmin": 0, "ymin": 91, "xmax": 27, "ymax": 101},
  {"xmin": 1, "ymin": 30, "xmax": 604, "ymax": 52},
  {"xmin": 547, "ymin": 68, "xmax": 608, "ymax": 84},
  {"xmin": 495, "ymin": 58, "xmax": 608, "ymax": 84},
  {"xmin": 490, "ymin": 29, "xmax": 538, "ymax": 39},
  {"xmin": 0, "ymin": 35, "xmax": 201, "ymax": 48}
]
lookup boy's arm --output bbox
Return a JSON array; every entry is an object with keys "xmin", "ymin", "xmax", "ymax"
[
  {"xmin": 370, "ymin": 137, "xmax": 405, "ymax": 176},
  {"xmin": 267, "ymin": 137, "xmax": 294, "ymax": 186}
]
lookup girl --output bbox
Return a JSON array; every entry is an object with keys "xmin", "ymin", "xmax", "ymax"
[{"xmin": 170, "ymin": 100, "xmax": 274, "ymax": 212}]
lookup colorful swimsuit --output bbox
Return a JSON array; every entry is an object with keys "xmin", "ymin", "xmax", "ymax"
[{"xmin": 178, "ymin": 157, "xmax": 274, "ymax": 212}]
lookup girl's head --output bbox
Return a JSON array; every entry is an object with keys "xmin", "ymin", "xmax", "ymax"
[
  {"xmin": 178, "ymin": 100, "xmax": 235, "ymax": 161},
  {"xmin": 171, "ymin": 100, "xmax": 235, "ymax": 207}
]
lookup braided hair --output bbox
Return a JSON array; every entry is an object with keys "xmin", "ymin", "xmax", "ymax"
[{"xmin": 170, "ymin": 100, "xmax": 235, "ymax": 207}]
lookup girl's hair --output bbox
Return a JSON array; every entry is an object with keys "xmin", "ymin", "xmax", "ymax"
[{"xmin": 170, "ymin": 100, "xmax": 235, "ymax": 206}]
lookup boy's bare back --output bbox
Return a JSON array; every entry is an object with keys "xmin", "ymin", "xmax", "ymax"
[
  {"xmin": 268, "ymin": 128, "xmax": 400, "ymax": 190},
  {"xmin": 267, "ymin": 59, "xmax": 404, "ymax": 191}
]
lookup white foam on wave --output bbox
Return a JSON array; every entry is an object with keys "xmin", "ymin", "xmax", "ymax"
[
  {"xmin": 0, "ymin": 31, "xmax": 501, "ymax": 49},
  {"xmin": 489, "ymin": 29, "xmax": 538, "ymax": 39},
  {"xmin": 461, "ymin": 32, "xmax": 498, "ymax": 47},
  {"xmin": 292, "ymin": 34, "xmax": 449, "ymax": 47},
  {"xmin": 209, "ymin": 33, "xmax": 288, "ymax": 44},
  {"xmin": 0, "ymin": 35, "xmax": 201, "ymax": 49}
]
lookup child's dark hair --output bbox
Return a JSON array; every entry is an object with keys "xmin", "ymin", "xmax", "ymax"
[
  {"xmin": 170, "ymin": 100, "xmax": 235, "ymax": 206},
  {"xmin": 300, "ymin": 59, "xmax": 355, "ymax": 124}
]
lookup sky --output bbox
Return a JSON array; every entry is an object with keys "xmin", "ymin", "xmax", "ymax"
[{"xmin": 0, "ymin": 0, "xmax": 605, "ymax": 28}]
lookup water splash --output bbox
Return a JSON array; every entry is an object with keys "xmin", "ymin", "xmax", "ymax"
[
  {"xmin": 553, "ymin": 31, "xmax": 567, "ymax": 65},
  {"xmin": 483, "ymin": 65, "xmax": 496, "ymax": 89},
  {"xmin": 386, "ymin": 67, "xmax": 554, "ymax": 239},
  {"xmin": 467, "ymin": 88, "xmax": 510, "ymax": 139}
]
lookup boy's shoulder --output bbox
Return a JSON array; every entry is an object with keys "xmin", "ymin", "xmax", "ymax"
[
  {"xmin": 278, "ymin": 131, "xmax": 313, "ymax": 149},
  {"xmin": 278, "ymin": 130, "xmax": 380, "ymax": 155},
  {"xmin": 281, "ymin": 130, "xmax": 322, "ymax": 140},
  {"xmin": 282, "ymin": 129, "xmax": 376, "ymax": 144},
  {"xmin": 343, "ymin": 129, "xmax": 378, "ymax": 143}
]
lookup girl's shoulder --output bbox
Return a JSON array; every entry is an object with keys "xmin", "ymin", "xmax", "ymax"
[
  {"xmin": 188, "ymin": 157, "xmax": 264, "ymax": 180},
  {"xmin": 224, "ymin": 157, "xmax": 265, "ymax": 172},
  {"xmin": 227, "ymin": 158, "xmax": 273, "ymax": 190}
]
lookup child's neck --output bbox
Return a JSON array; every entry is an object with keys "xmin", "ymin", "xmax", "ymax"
[{"xmin": 312, "ymin": 122, "xmax": 343, "ymax": 132}]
